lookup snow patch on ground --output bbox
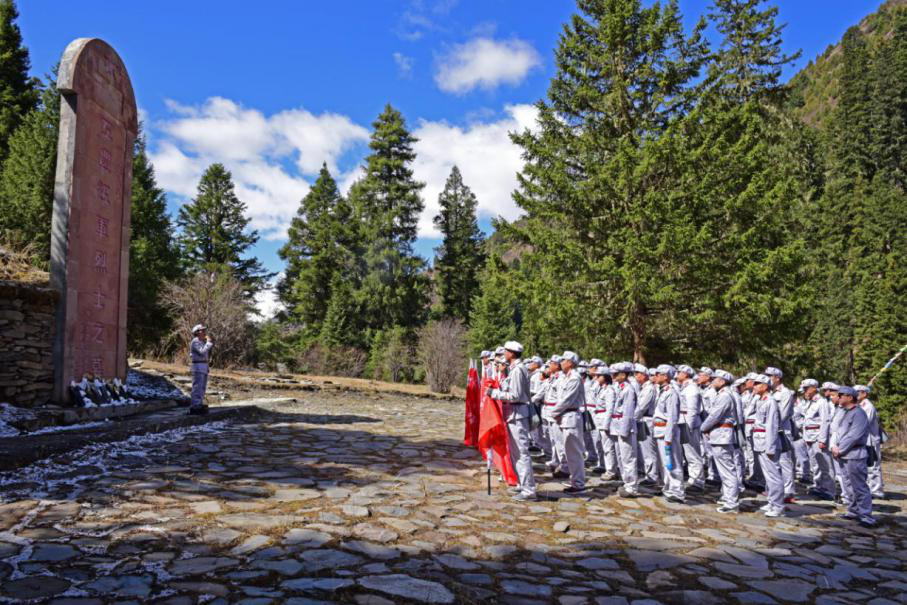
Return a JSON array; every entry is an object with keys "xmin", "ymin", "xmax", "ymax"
[
  {"xmin": 0, "ymin": 420, "xmax": 231, "ymax": 501},
  {"xmin": 26, "ymin": 420, "xmax": 110, "ymax": 436},
  {"xmin": 0, "ymin": 403, "xmax": 28, "ymax": 437}
]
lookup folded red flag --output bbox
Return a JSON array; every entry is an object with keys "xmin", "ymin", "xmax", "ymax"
[
  {"xmin": 477, "ymin": 377, "xmax": 518, "ymax": 486},
  {"xmin": 464, "ymin": 365, "xmax": 480, "ymax": 447}
]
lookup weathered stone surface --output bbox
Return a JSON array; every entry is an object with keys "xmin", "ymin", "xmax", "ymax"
[
  {"xmin": 299, "ymin": 549, "xmax": 364, "ymax": 571},
  {"xmin": 170, "ymin": 557, "xmax": 239, "ymax": 576},
  {"xmin": 1, "ymin": 576, "xmax": 71, "ymax": 599},
  {"xmin": 358, "ymin": 574, "xmax": 454, "ymax": 604},
  {"xmin": 747, "ymin": 580, "xmax": 815, "ymax": 603},
  {"xmin": 282, "ymin": 577, "xmax": 354, "ymax": 592}
]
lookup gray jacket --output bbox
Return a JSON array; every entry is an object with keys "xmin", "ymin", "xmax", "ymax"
[
  {"xmin": 801, "ymin": 395, "xmax": 832, "ymax": 444},
  {"xmin": 607, "ymin": 380, "xmax": 637, "ymax": 437},
  {"xmin": 678, "ymin": 381, "xmax": 702, "ymax": 429},
  {"xmin": 701, "ymin": 387, "xmax": 736, "ymax": 446},
  {"xmin": 860, "ymin": 399, "xmax": 881, "ymax": 447},
  {"xmin": 836, "ymin": 405, "xmax": 869, "ymax": 460},
  {"xmin": 652, "ymin": 384, "xmax": 680, "ymax": 443},
  {"xmin": 551, "ymin": 368, "xmax": 585, "ymax": 429},
  {"xmin": 752, "ymin": 393, "xmax": 780, "ymax": 455},
  {"xmin": 190, "ymin": 338, "xmax": 213, "ymax": 374},
  {"xmin": 593, "ymin": 383, "xmax": 615, "ymax": 431},
  {"xmin": 773, "ymin": 384, "xmax": 795, "ymax": 434},
  {"xmin": 490, "ymin": 361, "xmax": 531, "ymax": 421}
]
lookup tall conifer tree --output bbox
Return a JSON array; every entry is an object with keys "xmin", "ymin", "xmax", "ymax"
[
  {"xmin": 0, "ymin": 0, "xmax": 38, "ymax": 165},
  {"xmin": 177, "ymin": 163, "xmax": 271, "ymax": 297},
  {"xmin": 432, "ymin": 165, "xmax": 485, "ymax": 322},
  {"xmin": 350, "ymin": 105, "xmax": 428, "ymax": 332},
  {"xmin": 0, "ymin": 73, "xmax": 57, "ymax": 258},
  {"xmin": 278, "ymin": 163, "xmax": 356, "ymax": 334}
]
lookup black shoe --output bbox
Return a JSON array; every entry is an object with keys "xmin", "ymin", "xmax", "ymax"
[
  {"xmin": 705, "ymin": 479, "xmax": 722, "ymax": 487},
  {"xmin": 639, "ymin": 478, "xmax": 657, "ymax": 487},
  {"xmin": 528, "ymin": 446, "xmax": 542, "ymax": 455},
  {"xmin": 552, "ymin": 470, "xmax": 570, "ymax": 479},
  {"xmin": 188, "ymin": 405, "xmax": 209, "ymax": 416},
  {"xmin": 664, "ymin": 494, "xmax": 685, "ymax": 504},
  {"xmin": 563, "ymin": 485, "xmax": 588, "ymax": 494}
]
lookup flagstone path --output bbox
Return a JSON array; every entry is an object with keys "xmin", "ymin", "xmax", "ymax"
[{"xmin": 1, "ymin": 391, "xmax": 905, "ymax": 604}]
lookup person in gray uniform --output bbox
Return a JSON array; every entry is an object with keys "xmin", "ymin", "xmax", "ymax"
[
  {"xmin": 752, "ymin": 374, "xmax": 785, "ymax": 517},
  {"xmin": 550, "ymin": 351, "xmax": 587, "ymax": 493},
  {"xmin": 741, "ymin": 373, "xmax": 762, "ymax": 487},
  {"xmin": 855, "ymin": 385, "xmax": 884, "ymax": 499},
  {"xmin": 480, "ymin": 350, "xmax": 494, "ymax": 380},
  {"xmin": 189, "ymin": 324, "xmax": 214, "ymax": 414},
  {"xmin": 635, "ymin": 364, "xmax": 660, "ymax": 486},
  {"xmin": 832, "ymin": 386, "xmax": 875, "ymax": 527},
  {"xmin": 606, "ymin": 362, "xmax": 639, "ymax": 497},
  {"xmin": 583, "ymin": 359, "xmax": 607, "ymax": 473},
  {"xmin": 729, "ymin": 377, "xmax": 747, "ymax": 491},
  {"xmin": 765, "ymin": 367, "xmax": 797, "ymax": 503},
  {"xmin": 487, "ymin": 341, "xmax": 538, "ymax": 501},
  {"xmin": 697, "ymin": 367, "xmax": 721, "ymax": 485},
  {"xmin": 676, "ymin": 365, "xmax": 705, "ymax": 491},
  {"xmin": 701, "ymin": 370, "xmax": 740, "ymax": 513},
  {"xmin": 800, "ymin": 378, "xmax": 836, "ymax": 500},
  {"xmin": 527, "ymin": 356, "xmax": 545, "ymax": 456},
  {"xmin": 536, "ymin": 356, "xmax": 569, "ymax": 478},
  {"xmin": 826, "ymin": 383, "xmax": 851, "ymax": 507},
  {"xmin": 652, "ymin": 364, "xmax": 685, "ymax": 503}
]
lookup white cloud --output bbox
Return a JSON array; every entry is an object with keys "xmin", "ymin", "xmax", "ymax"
[
  {"xmin": 412, "ymin": 104, "xmax": 538, "ymax": 237},
  {"xmin": 148, "ymin": 96, "xmax": 539, "ymax": 246},
  {"xmin": 435, "ymin": 37, "xmax": 541, "ymax": 94},
  {"xmin": 393, "ymin": 52, "xmax": 414, "ymax": 78},
  {"xmin": 253, "ymin": 272, "xmax": 284, "ymax": 321},
  {"xmin": 149, "ymin": 97, "xmax": 368, "ymax": 241}
]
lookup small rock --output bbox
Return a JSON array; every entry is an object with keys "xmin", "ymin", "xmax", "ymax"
[
  {"xmin": 281, "ymin": 577, "xmax": 354, "ymax": 592},
  {"xmin": 231, "ymin": 535, "xmax": 271, "ymax": 556},
  {"xmin": 554, "ymin": 521, "xmax": 571, "ymax": 533},
  {"xmin": 342, "ymin": 505, "xmax": 370, "ymax": 518}
]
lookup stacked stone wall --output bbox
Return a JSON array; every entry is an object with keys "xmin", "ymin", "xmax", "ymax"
[{"xmin": 0, "ymin": 280, "xmax": 58, "ymax": 407}]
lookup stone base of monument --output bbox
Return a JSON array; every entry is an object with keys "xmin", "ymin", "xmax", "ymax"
[{"xmin": 1, "ymin": 398, "xmax": 179, "ymax": 434}]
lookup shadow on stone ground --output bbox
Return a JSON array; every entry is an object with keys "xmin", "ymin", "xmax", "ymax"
[{"xmin": 0, "ymin": 392, "xmax": 905, "ymax": 605}]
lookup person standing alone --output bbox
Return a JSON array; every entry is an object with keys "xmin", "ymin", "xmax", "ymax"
[{"xmin": 190, "ymin": 324, "xmax": 213, "ymax": 415}]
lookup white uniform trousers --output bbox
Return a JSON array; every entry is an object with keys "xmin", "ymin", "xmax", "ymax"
[
  {"xmin": 507, "ymin": 416, "xmax": 537, "ymax": 497},
  {"xmin": 657, "ymin": 431, "xmax": 685, "ymax": 500},
  {"xmin": 679, "ymin": 424, "xmax": 705, "ymax": 488},
  {"xmin": 712, "ymin": 444, "xmax": 740, "ymax": 508},
  {"xmin": 759, "ymin": 450, "xmax": 785, "ymax": 512}
]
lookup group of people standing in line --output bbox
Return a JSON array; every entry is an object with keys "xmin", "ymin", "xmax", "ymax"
[{"xmin": 481, "ymin": 341, "xmax": 884, "ymax": 528}]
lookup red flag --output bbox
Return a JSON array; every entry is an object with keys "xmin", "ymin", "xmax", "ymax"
[
  {"xmin": 464, "ymin": 365, "xmax": 480, "ymax": 446},
  {"xmin": 477, "ymin": 378, "xmax": 518, "ymax": 486}
]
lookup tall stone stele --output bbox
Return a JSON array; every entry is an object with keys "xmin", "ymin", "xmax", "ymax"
[{"xmin": 50, "ymin": 38, "xmax": 138, "ymax": 403}]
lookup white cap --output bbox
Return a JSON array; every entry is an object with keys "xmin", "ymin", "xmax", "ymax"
[
  {"xmin": 764, "ymin": 366, "xmax": 783, "ymax": 378},
  {"xmin": 677, "ymin": 364, "xmax": 695, "ymax": 376},
  {"xmin": 192, "ymin": 324, "xmax": 206, "ymax": 335},
  {"xmin": 799, "ymin": 378, "xmax": 819, "ymax": 391},
  {"xmin": 561, "ymin": 351, "xmax": 580, "ymax": 364},
  {"xmin": 494, "ymin": 346, "xmax": 506, "ymax": 355},
  {"xmin": 753, "ymin": 374, "xmax": 771, "ymax": 385},
  {"xmin": 821, "ymin": 381, "xmax": 839, "ymax": 391},
  {"xmin": 713, "ymin": 369, "xmax": 733, "ymax": 382},
  {"xmin": 854, "ymin": 384, "xmax": 870, "ymax": 393},
  {"xmin": 698, "ymin": 367, "xmax": 713, "ymax": 377},
  {"xmin": 655, "ymin": 364, "xmax": 676, "ymax": 378},
  {"xmin": 633, "ymin": 363, "xmax": 648, "ymax": 374},
  {"xmin": 504, "ymin": 340, "xmax": 524, "ymax": 354},
  {"xmin": 480, "ymin": 350, "xmax": 491, "ymax": 359}
]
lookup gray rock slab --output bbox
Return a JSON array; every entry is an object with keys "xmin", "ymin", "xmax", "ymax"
[
  {"xmin": 299, "ymin": 548, "xmax": 365, "ymax": 571},
  {"xmin": 358, "ymin": 574, "xmax": 455, "ymax": 604},
  {"xmin": 170, "ymin": 557, "xmax": 239, "ymax": 576},
  {"xmin": 281, "ymin": 577, "xmax": 354, "ymax": 592},
  {"xmin": 627, "ymin": 549, "xmax": 697, "ymax": 571},
  {"xmin": 1, "ymin": 576, "xmax": 71, "ymax": 599},
  {"xmin": 747, "ymin": 580, "xmax": 815, "ymax": 603}
]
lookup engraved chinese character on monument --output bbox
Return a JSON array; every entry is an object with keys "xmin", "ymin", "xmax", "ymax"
[{"xmin": 50, "ymin": 38, "xmax": 137, "ymax": 404}]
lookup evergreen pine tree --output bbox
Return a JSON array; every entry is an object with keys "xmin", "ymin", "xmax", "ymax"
[
  {"xmin": 0, "ymin": 0, "xmax": 38, "ymax": 165},
  {"xmin": 177, "ymin": 163, "xmax": 272, "ymax": 297},
  {"xmin": 432, "ymin": 165, "xmax": 485, "ymax": 322},
  {"xmin": 0, "ymin": 74, "xmax": 58, "ymax": 259},
  {"xmin": 128, "ymin": 133, "xmax": 181, "ymax": 353},
  {"xmin": 277, "ymin": 163, "xmax": 355, "ymax": 333},
  {"xmin": 349, "ymin": 105, "xmax": 428, "ymax": 331},
  {"xmin": 707, "ymin": 0, "xmax": 800, "ymax": 103},
  {"xmin": 319, "ymin": 273, "xmax": 361, "ymax": 347},
  {"xmin": 509, "ymin": 0, "xmax": 709, "ymax": 363}
]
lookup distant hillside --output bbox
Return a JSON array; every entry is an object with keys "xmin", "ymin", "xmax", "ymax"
[{"xmin": 788, "ymin": 0, "xmax": 907, "ymax": 130}]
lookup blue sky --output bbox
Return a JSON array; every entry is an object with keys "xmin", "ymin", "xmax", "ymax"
[{"xmin": 18, "ymin": 0, "xmax": 882, "ymax": 314}]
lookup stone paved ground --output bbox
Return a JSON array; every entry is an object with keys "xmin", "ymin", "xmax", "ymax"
[{"xmin": 1, "ymin": 391, "xmax": 906, "ymax": 605}]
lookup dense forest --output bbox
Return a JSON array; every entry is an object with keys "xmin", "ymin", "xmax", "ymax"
[{"xmin": 0, "ymin": 0, "xmax": 904, "ymax": 425}]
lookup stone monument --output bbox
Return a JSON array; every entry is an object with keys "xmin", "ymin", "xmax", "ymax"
[{"xmin": 50, "ymin": 38, "xmax": 138, "ymax": 403}]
